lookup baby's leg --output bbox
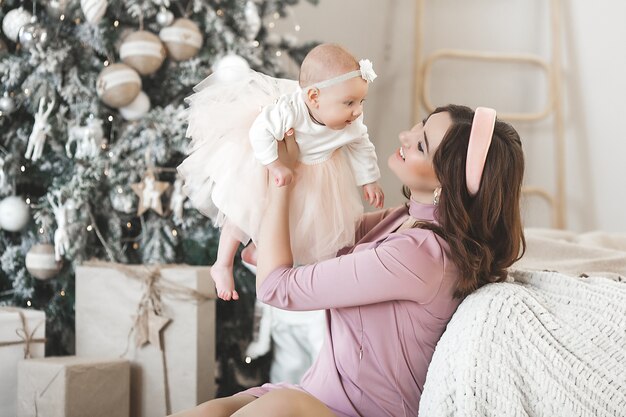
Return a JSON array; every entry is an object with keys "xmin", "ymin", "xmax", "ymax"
[{"xmin": 212, "ymin": 223, "xmax": 241, "ymax": 301}]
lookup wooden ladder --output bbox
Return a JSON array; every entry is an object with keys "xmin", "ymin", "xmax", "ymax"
[{"xmin": 412, "ymin": 0, "xmax": 565, "ymax": 228}]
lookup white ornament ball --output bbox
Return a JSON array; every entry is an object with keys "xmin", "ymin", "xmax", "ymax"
[
  {"xmin": 2, "ymin": 7, "xmax": 33, "ymax": 42},
  {"xmin": 159, "ymin": 18, "xmax": 203, "ymax": 61},
  {"xmin": 120, "ymin": 30, "xmax": 166, "ymax": 75},
  {"xmin": 0, "ymin": 93, "xmax": 16, "ymax": 115},
  {"xmin": 81, "ymin": 0, "xmax": 108, "ymax": 25},
  {"xmin": 25, "ymin": 243, "xmax": 61, "ymax": 280},
  {"xmin": 96, "ymin": 63, "xmax": 141, "ymax": 108},
  {"xmin": 211, "ymin": 54, "xmax": 251, "ymax": 83},
  {"xmin": 156, "ymin": 8, "xmax": 174, "ymax": 27},
  {"xmin": 0, "ymin": 196, "xmax": 30, "ymax": 232},
  {"xmin": 119, "ymin": 91, "xmax": 150, "ymax": 121}
]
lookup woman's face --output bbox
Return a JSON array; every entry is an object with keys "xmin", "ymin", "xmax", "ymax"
[{"xmin": 388, "ymin": 111, "xmax": 452, "ymax": 195}]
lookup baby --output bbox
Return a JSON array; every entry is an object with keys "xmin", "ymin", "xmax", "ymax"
[{"xmin": 179, "ymin": 43, "xmax": 384, "ymax": 300}]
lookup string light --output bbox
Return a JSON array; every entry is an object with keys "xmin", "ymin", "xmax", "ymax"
[
  {"xmin": 113, "ymin": 20, "xmax": 119, "ymax": 27},
  {"xmin": 74, "ymin": 18, "xmax": 81, "ymax": 24},
  {"xmin": 108, "ymin": 152, "xmax": 114, "ymax": 157},
  {"xmin": 25, "ymin": 198, "xmax": 31, "ymax": 204},
  {"xmin": 126, "ymin": 222, "xmax": 132, "ymax": 229},
  {"xmin": 108, "ymin": 115, "xmax": 113, "ymax": 122},
  {"xmin": 133, "ymin": 242, "xmax": 139, "ymax": 249},
  {"xmin": 268, "ymin": 22, "xmax": 275, "ymax": 29},
  {"xmin": 38, "ymin": 228, "xmax": 44, "ymax": 234},
  {"xmin": 216, "ymin": 9, "xmax": 223, "ymax": 16},
  {"xmin": 60, "ymin": 290, "xmax": 66, "ymax": 296},
  {"xmin": 20, "ymin": 166, "xmax": 26, "ymax": 172},
  {"xmin": 104, "ymin": 60, "xmax": 109, "ymax": 66},
  {"xmin": 252, "ymin": 40, "xmax": 259, "ymax": 47},
  {"xmin": 171, "ymin": 229, "xmax": 178, "ymax": 237},
  {"xmin": 273, "ymin": 12, "xmax": 280, "ymax": 19},
  {"xmin": 294, "ymin": 24, "xmax": 301, "ymax": 31},
  {"xmin": 117, "ymin": 187, "xmax": 123, "ymax": 193},
  {"xmin": 26, "ymin": 300, "xmax": 32, "ymax": 307},
  {"xmin": 87, "ymin": 225, "xmax": 93, "ymax": 231},
  {"xmin": 275, "ymin": 51, "xmax": 282, "ymax": 57},
  {"xmin": 60, "ymin": 14, "xmax": 65, "ymax": 21},
  {"xmin": 245, "ymin": 356, "xmax": 252, "ymax": 364},
  {"xmin": 24, "ymin": 88, "xmax": 30, "ymax": 96}
]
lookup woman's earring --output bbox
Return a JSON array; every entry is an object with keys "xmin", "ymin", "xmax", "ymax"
[{"xmin": 433, "ymin": 187, "xmax": 442, "ymax": 206}]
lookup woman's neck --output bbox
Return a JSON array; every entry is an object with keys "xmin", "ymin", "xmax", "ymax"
[{"xmin": 410, "ymin": 190, "xmax": 434, "ymax": 205}]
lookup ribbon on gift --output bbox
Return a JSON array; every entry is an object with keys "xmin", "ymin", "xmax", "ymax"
[
  {"xmin": 0, "ymin": 307, "xmax": 46, "ymax": 359},
  {"xmin": 82, "ymin": 260, "xmax": 214, "ymax": 415}
]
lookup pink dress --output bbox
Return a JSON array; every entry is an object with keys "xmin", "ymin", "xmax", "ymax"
[{"xmin": 239, "ymin": 200, "xmax": 462, "ymax": 417}]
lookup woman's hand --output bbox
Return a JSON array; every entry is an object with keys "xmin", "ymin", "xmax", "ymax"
[{"xmin": 276, "ymin": 128, "xmax": 299, "ymax": 172}]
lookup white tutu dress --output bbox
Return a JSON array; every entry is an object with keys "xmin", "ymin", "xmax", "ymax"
[{"xmin": 178, "ymin": 68, "xmax": 380, "ymax": 265}]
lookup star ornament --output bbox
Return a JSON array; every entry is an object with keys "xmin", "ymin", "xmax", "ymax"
[{"xmin": 131, "ymin": 171, "xmax": 170, "ymax": 216}]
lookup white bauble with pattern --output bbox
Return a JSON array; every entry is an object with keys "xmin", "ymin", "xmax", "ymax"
[
  {"xmin": 120, "ymin": 30, "xmax": 166, "ymax": 75},
  {"xmin": 81, "ymin": 0, "xmax": 107, "ymax": 24},
  {"xmin": 26, "ymin": 243, "xmax": 61, "ymax": 280},
  {"xmin": 159, "ymin": 18, "xmax": 203, "ymax": 61},
  {"xmin": 0, "ymin": 196, "xmax": 30, "ymax": 231},
  {"xmin": 96, "ymin": 63, "xmax": 141, "ymax": 108}
]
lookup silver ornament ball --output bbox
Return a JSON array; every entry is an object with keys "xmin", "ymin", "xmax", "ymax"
[
  {"xmin": 0, "ymin": 94, "xmax": 16, "ymax": 115},
  {"xmin": 156, "ymin": 8, "xmax": 174, "ymax": 27},
  {"xmin": 46, "ymin": 0, "xmax": 69, "ymax": 18},
  {"xmin": 18, "ymin": 21, "xmax": 49, "ymax": 51}
]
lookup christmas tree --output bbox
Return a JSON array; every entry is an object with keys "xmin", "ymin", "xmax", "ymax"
[{"xmin": 0, "ymin": 0, "xmax": 316, "ymax": 396}]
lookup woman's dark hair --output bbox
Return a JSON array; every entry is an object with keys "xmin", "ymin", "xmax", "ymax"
[{"xmin": 404, "ymin": 104, "xmax": 526, "ymax": 298}]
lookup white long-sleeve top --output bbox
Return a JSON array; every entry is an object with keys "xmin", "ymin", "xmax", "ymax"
[{"xmin": 249, "ymin": 90, "xmax": 380, "ymax": 186}]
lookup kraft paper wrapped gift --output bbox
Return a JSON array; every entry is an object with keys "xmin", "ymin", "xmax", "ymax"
[
  {"xmin": 17, "ymin": 356, "xmax": 130, "ymax": 417},
  {"xmin": 75, "ymin": 261, "xmax": 216, "ymax": 417},
  {"xmin": 0, "ymin": 307, "xmax": 46, "ymax": 417}
]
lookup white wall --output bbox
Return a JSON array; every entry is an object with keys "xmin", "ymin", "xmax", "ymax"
[{"xmin": 276, "ymin": 0, "xmax": 626, "ymax": 232}]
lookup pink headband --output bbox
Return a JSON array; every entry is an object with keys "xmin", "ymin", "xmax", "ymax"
[{"xmin": 466, "ymin": 107, "xmax": 496, "ymax": 196}]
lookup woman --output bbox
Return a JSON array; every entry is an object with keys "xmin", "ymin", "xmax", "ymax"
[{"xmin": 171, "ymin": 104, "xmax": 526, "ymax": 417}]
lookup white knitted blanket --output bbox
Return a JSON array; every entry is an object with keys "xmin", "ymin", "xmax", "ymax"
[{"xmin": 419, "ymin": 269, "xmax": 626, "ymax": 417}]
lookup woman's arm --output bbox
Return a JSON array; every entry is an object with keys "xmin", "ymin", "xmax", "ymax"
[
  {"xmin": 256, "ymin": 134, "xmax": 300, "ymax": 289},
  {"xmin": 258, "ymin": 231, "xmax": 445, "ymax": 310}
]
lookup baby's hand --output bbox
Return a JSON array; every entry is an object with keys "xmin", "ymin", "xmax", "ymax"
[
  {"xmin": 269, "ymin": 162, "xmax": 293, "ymax": 187},
  {"xmin": 363, "ymin": 182, "xmax": 384, "ymax": 208}
]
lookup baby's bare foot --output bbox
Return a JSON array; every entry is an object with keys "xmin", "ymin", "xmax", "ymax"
[{"xmin": 210, "ymin": 264, "xmax": 239, "ymax": 301}]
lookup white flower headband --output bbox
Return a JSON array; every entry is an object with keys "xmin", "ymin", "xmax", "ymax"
[{"xmin": 306, "ymin": 59, "xmax": 377, "ymax": 90}]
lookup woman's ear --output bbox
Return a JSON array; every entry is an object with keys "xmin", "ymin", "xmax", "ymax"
[{"xmin": 306, "ymin": 88, "xmax": 320, "ymax": 108}]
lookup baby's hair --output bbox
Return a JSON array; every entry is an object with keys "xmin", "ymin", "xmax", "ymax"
[{"xmin": 299, "ymin": 43, "xmax": 359, "ymax": 88}]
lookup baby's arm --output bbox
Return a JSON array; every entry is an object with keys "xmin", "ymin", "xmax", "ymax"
[
  {"xmin": 362, "ymin": 181, "xmax": 384, "ymax": 208},
  {"xmin": 266, "ymin": 129, "xmax": 295, "ymax": 186},
  {"xmin": 249, "ymin": 97, "xmax": 297, "ymax": 187},
  {"xmin": 342, "ymin": 118, "xmax": 384, "ymax": 207}
]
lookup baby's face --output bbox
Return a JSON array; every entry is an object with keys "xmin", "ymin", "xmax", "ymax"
[{"xmin": 313, "ymin": 77, "xmax": 369, "ymax": 130}]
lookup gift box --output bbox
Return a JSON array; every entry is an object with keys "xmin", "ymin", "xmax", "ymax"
[
  {"xmin": 17, "ymin": 356, "xmax": 130, "ymax": 417},
  {"xmin": 0, "ymin": 307, "xmax": 46, "ymax": 417},
  {"xmin": 75, "ymin": 262, "xmax": 216, "ymax": 417}
]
